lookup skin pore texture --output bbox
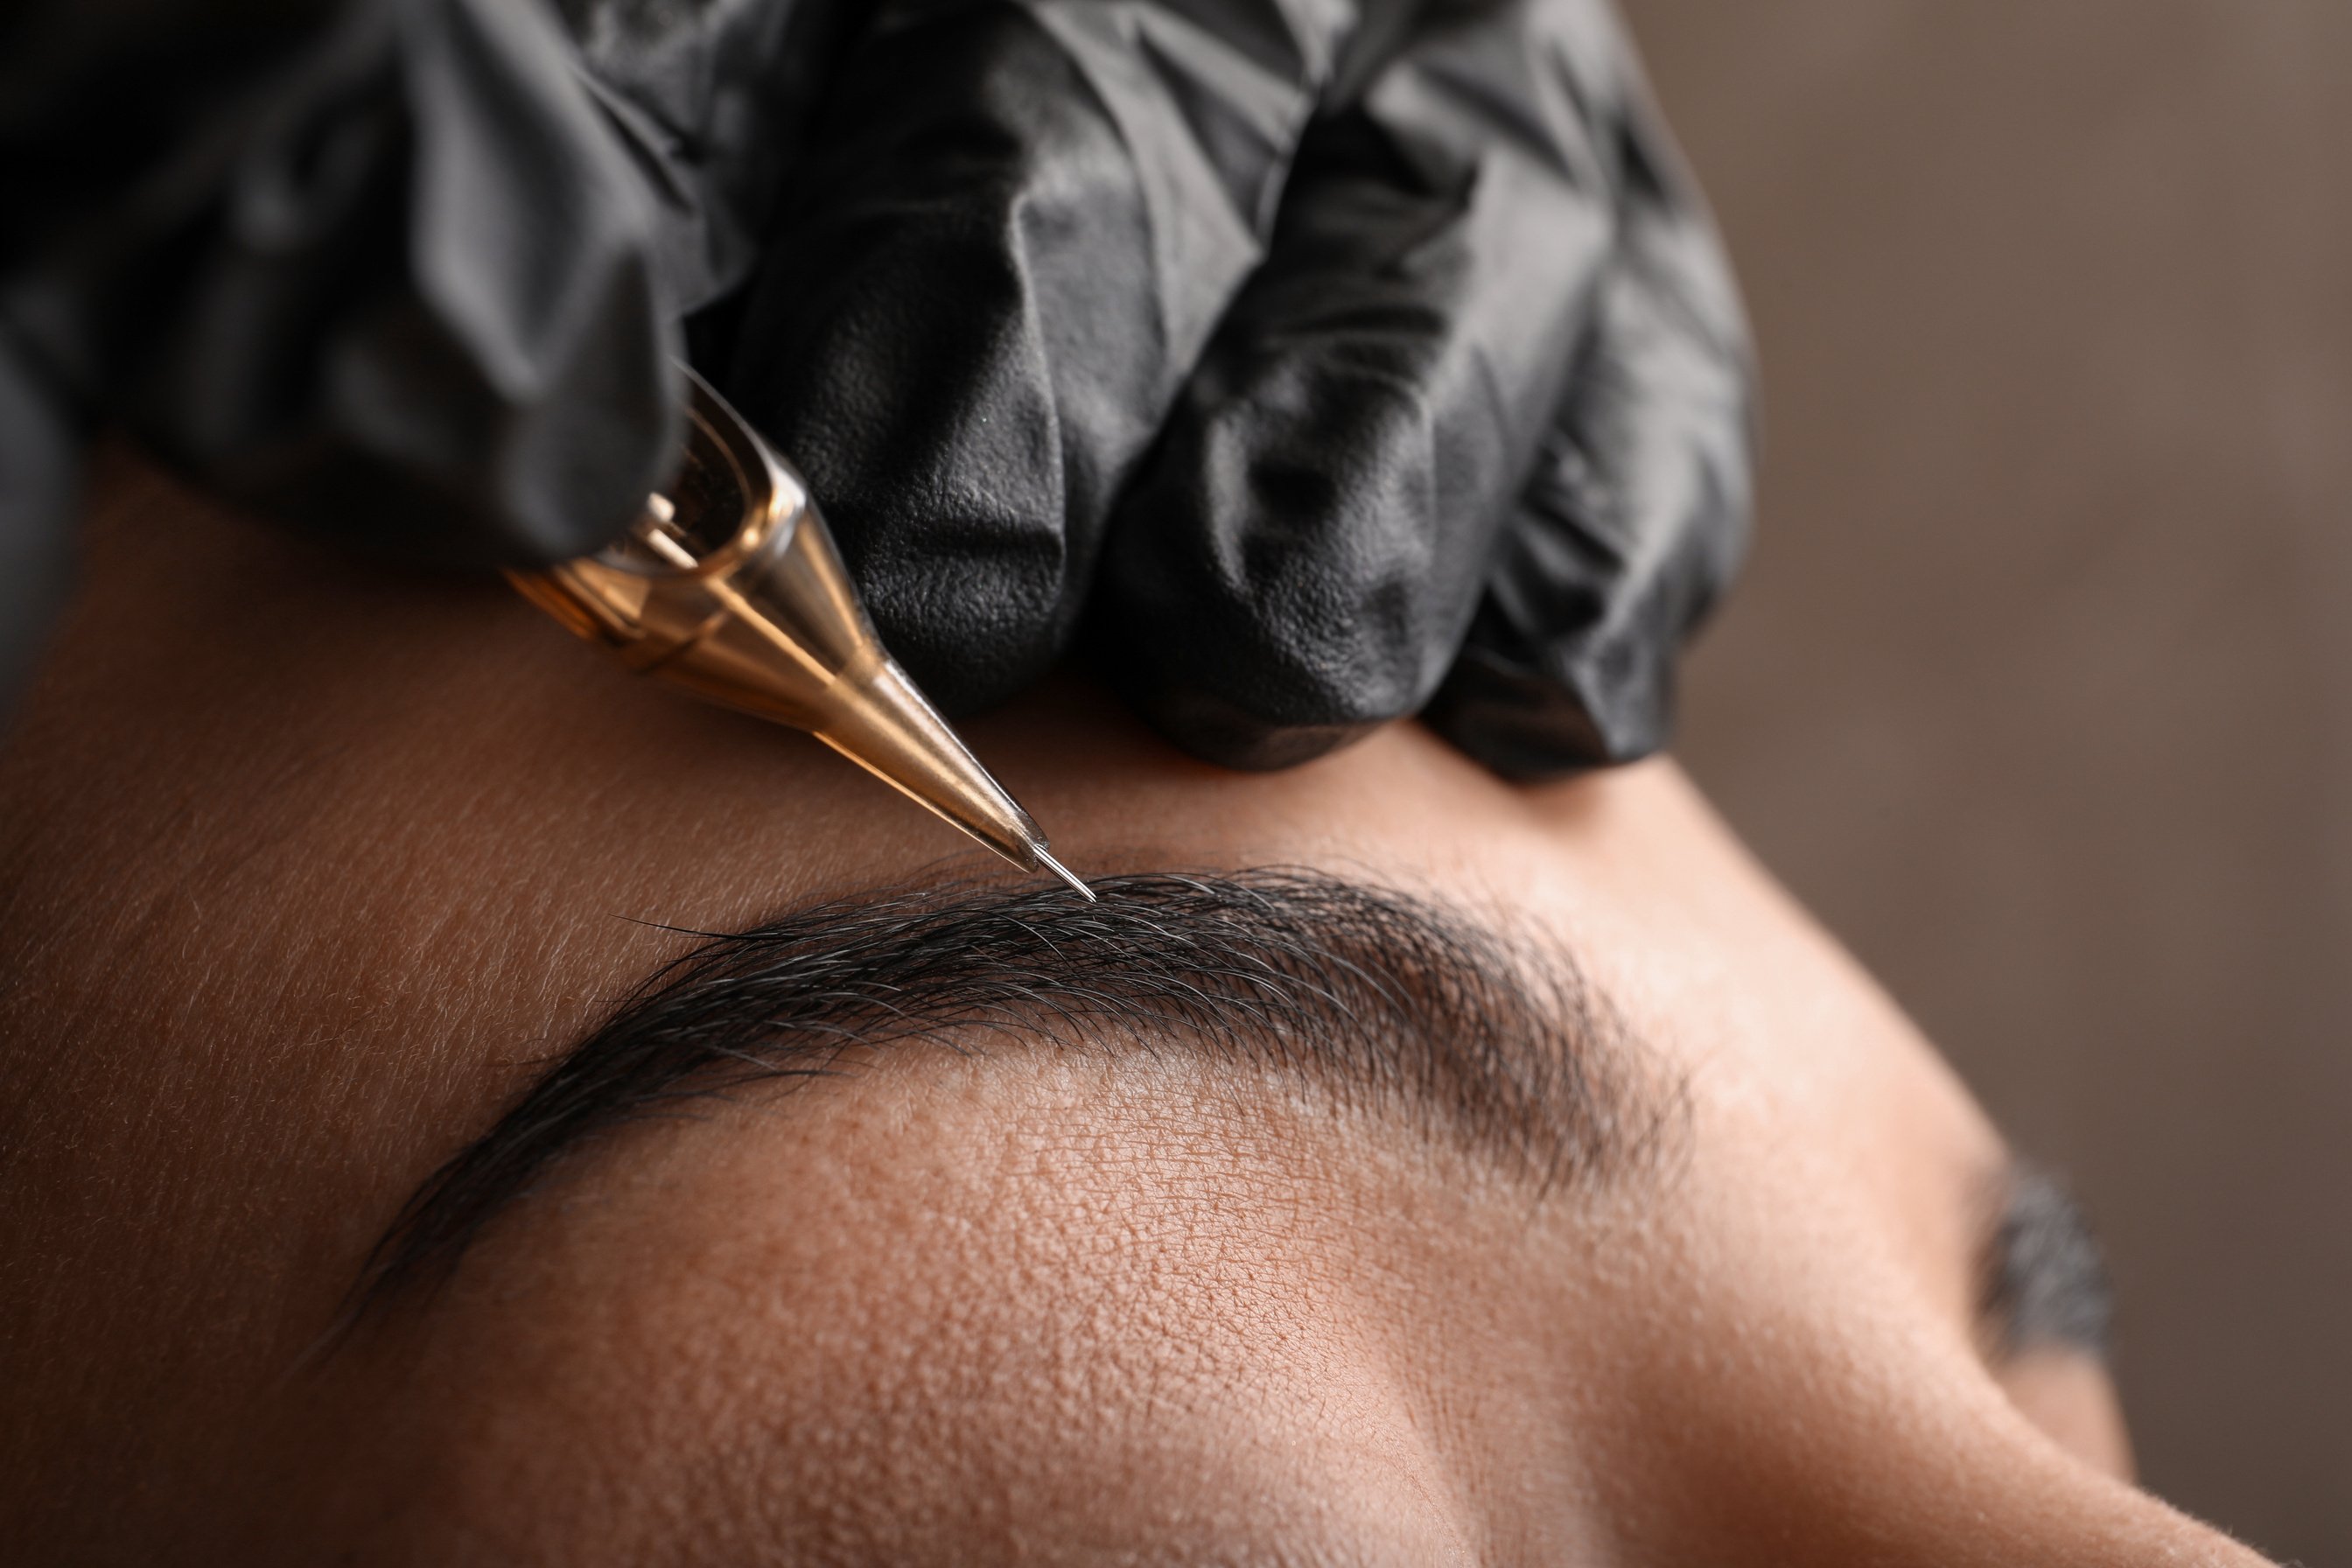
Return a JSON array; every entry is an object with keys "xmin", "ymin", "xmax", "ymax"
[{"xmin": 0, "ymin": 458, "xmax": 2272, "ymax": 1564}]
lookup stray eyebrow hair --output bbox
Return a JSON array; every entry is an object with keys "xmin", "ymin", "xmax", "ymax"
[
  {"xmin": 354, "ymin": 869, "xmax": 1680, "ymax": 1312},
  {"xmin": 1979, "ymin": 1164, "xmax": 2116, "ymax": 1362}
]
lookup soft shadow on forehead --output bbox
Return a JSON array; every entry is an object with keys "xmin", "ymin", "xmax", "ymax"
[{"xmin": 357, "ymin": 868, "xmax": 1685, "ymax": 1315}]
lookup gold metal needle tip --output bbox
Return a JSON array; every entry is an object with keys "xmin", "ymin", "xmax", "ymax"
[
  {"xmin": 1033, "ymin": 846, "xmax": 1096, "ymax": 901},
  {"xmin": 512, "ymin": 368, "xmax": 1095, "ymax": 888}
]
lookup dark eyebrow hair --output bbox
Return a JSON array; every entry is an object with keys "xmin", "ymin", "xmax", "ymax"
[
  {"xmin": 1978, "ymin": 1163, "xmax": 2116, "ymax": 1362},
  {"xmin": 354, "ymin": 869, "xmax": 1681, "ymax": 1313}
]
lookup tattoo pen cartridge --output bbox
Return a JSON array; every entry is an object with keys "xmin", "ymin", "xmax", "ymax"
[{"xmin": 508, "ymin": 368, "xmax": 1092, "ymax": 900}]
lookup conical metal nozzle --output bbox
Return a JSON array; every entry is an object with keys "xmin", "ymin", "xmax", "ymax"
[{"xmin": 511, "ymin": 368, "xmax": 1090, "ymax": 899}]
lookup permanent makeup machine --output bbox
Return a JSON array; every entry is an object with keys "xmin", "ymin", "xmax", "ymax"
[{"xmin": 508, "ymin": 369, "xmax": 1092, "ymax": 900}]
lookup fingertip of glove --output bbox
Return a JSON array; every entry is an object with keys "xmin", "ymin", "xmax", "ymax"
[
  {"xmin": 1421, "ymin": 644, "xmax": 1671, "ymax": 781},
  {"xmin": 879, "ymin": 620, "xmax": 1057, "ymax": 721},
  {"xmin": 843, "ymin": 532, "xmax": 1078, "ymax": 718},
  {"xmin": 1090, "ymin": 582, "xmax": 1441, "ymax": 769},
  {"xmin": 1127, "ymin": 682, "xmax": 1383, "ymax": 771}
]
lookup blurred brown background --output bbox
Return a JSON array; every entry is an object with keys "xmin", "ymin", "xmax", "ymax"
[{"xmin": 1628, "ymin": 1, "xmax": 2352, "ymax": 1559}]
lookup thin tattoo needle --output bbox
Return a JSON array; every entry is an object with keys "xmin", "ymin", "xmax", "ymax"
[
  {"xmin": 654, "ymin": 511, "xmax": 1084, "ymax": 903},
  {"xmin": 515, "ymin": 371, "xmax": 1078, "ymax": 886},
  {"xmin": 1032, "ymin": 845, "xmax": 1096, "ymax": 901}
]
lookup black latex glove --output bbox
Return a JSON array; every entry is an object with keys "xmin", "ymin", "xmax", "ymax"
[
  {"xmin": 0, "ymin": 0, "xmax": 682, "ymax": 707},
  {"xmin": 4, "ymin": 0, "xmax": 1750, "ymax": 779},
  {"xmin": 706, "ymin": 0, "xmax": 1754, "ymax": 774}
]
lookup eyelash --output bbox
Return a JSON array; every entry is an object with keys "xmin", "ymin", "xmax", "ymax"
[{"xmin": 1980, "ymin": 1166, "xmax": 2116, "ymax": 1361}]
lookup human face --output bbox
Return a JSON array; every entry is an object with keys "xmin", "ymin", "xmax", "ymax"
[{"xmin": 0, "ymin": 462, "xmax": 2268, "ymax": 1564}]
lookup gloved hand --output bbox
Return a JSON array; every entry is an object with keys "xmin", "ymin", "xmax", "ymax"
[
  {"xmin": 610, "ymin": 0, "xmax": 1756, "ymax": 774},
  {"xmin": 3, "ymin": 0, "xmax": 1753, "ymax": 779},
  {"xmin": 0, "ymin": 0, "xmax": 683, "ymax": 710}
]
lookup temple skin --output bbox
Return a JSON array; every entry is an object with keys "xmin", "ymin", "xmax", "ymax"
[{"xmin": 0, "ymin": 457, "xmax": 2269, "ymax": 1564}]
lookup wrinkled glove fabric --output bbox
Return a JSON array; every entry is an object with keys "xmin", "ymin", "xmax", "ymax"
[
  {"xmin": 3, "ymin": 0, "xmax": 1754, "ymax": 777},
  {"xmin": 0, "ymin": 0, "xmax": 682, "ymax": 705},
  {"xmin": 683, "ymin": 0, "xmax": 1757, "ymax": 774}
]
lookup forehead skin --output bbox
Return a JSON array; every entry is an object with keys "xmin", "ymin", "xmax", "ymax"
[{"xmin": 0, "ymin": 464, "xmax": 2264, "ymax": 1564}]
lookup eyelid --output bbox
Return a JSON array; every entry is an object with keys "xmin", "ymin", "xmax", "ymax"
[{"xmin": 1978, "ymin": 1164, "xmax": 2116, "ymax": 1363}]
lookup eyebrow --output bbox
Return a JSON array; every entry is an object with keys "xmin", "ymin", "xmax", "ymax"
[
  {"xmin": 1978, "ymin": 1163, "xmax": 2116, "ymax": 1362},
  {"xmin": 354, "ymin": 869, "xmax": 1682, "ymax": 1312}
]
